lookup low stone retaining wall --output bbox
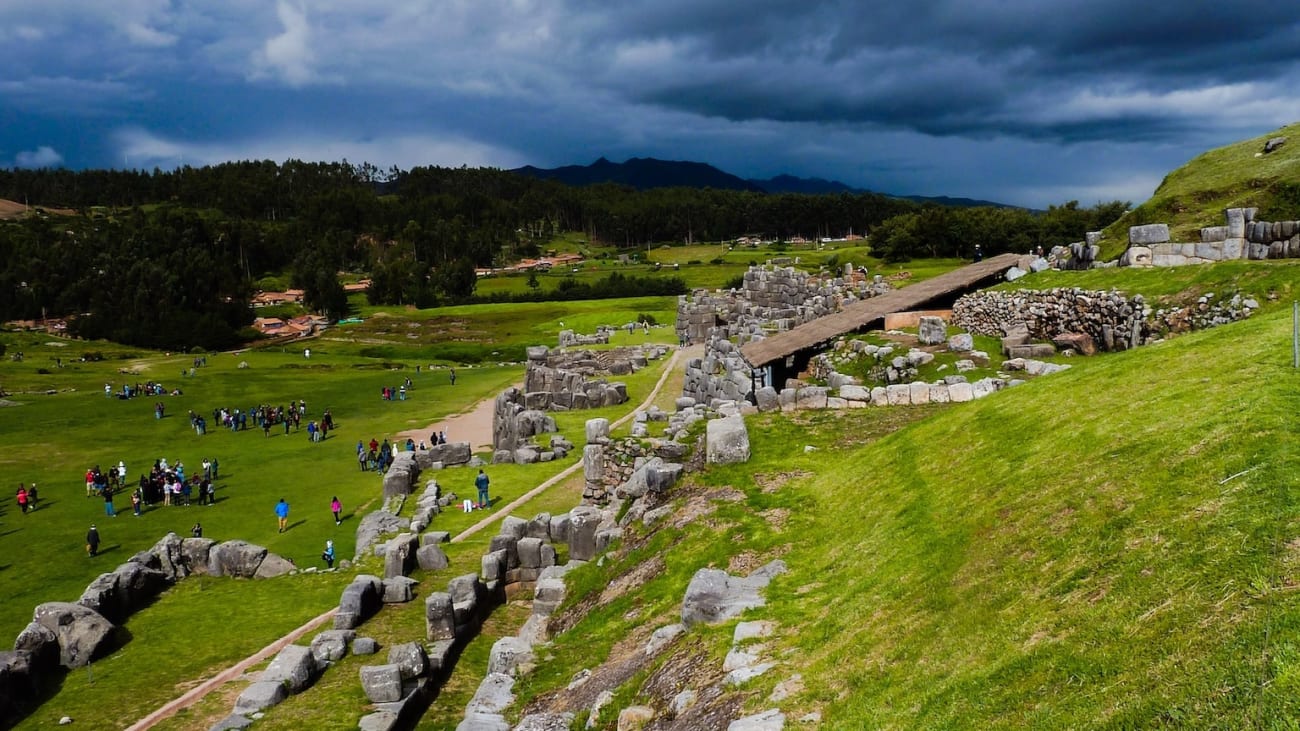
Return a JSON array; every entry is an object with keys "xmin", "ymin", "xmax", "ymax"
[{"xmin": 1121, "ymin": 208, "xmax": 1300, "ymax": 267}]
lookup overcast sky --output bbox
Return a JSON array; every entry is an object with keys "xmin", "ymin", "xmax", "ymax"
[{"xmin": 3, "ymin": 1, "xmax": 1299, "ymax": 208}]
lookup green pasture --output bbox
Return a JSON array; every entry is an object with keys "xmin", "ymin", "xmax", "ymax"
[
  {"xmin": 0, "ymin": 295, "xmax": 678, "ymax": 729},
  {"xmin": 506, "ymin": 303, "xmax": 1300, "ymax": 728}
]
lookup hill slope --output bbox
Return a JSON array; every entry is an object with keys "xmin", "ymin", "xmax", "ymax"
[
  {"xmin": 511, "ymin": 157, "xmax": 764, "ymax": 192},
  {"xmin": 517, "ymin": 304, "xmax": 1300, "ymax": 728},
  {"xmin": 1098, "ymin": 121, "xmax": 1300, "ymax": 260}
]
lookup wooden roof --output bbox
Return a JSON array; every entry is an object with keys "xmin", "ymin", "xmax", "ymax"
[{"xmin": 740, "ymin": 253, "xmax": 1024, "ymax": 368}]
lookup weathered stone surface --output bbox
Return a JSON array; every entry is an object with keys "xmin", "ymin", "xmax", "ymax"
[
  {"xmin": 567, "ymin": 506, "xmax": 602, "ymax": 561},
  {"xmin": 1052, "ymin": 332, "xmax": 1097, "ymax": 355},
  {"xmin": 465, "ymin": 672, "xmax": 515, "ymax": 715},
  {"xmin": 416, "ymin": 544, "xmax": 450, "ymax": 572},
  {"xmin": 352, "ymin": 637, "xmax": 379, "ymax": 655},
  {"xmin": 360, "ymin": 664, "xmax": 404, "ymax": 703},
  {"xmin": 336, "ymin": 575, "xmax": 382, "ymax": 629},
  {"xmin": 618, "ymin": 706, "xmax": 656, "ymax": 729},
  {"xmin": 727, "ymin": 709, "xmax": 786, "ymax": 730},
  {"xmin": 310, "ymin": 629, "xmax": 355, "ymax": 664},
  {"xmin": 947, "ymin": 332, "xmax": 974, "ymax": 352},
  {"xmin": 382, "ymin": 576, "xmax": 419, "ymax": 603},
  {"xmin": 207, "ymin": 713, "xmax": 254, "ymax": 731},
  {"xmin": 585, "ymin": 418, "xmax": 610, "ymax": 444},
  {"xmin": 425, "ymin": 592, "xmax": 456, "ymax": 641},
  {"xmin": 206, "ymin": 540, "xmax": 268, "ymax": 578},
  {"xmin": 357, "ymin": 711, "xmax": 399, "ymax": 731},
  {"xmin": 706, "ymin": 414, "xmax": 751, "ymax": 464},
  {"xmin": 234, "ymin": 680, "xmax": 288, "ymax": 715},
  {"xmin": 681, "ymin": 561, "xmax": 788, "ymax": 628},
  {"xmin": 1119, "ymin": 245, "xmax": 1153, "ymax": 267},
  {"xmin": 32, "ymin": 602, "xmax": 116, "ymax": 668},
  {"xmin": 948, "ymin": 382, "xmax": 974, "ymax": 402},
  {"xmin": 645, "ymin": 623, "xmax": 686, "ymax": 656},
  {"xmin": 254, "ymin": 553, "xmax": 296, "ymax": 579},
  {"xmin": 1129, "ymin": 223, "xmax": 1170, "ymax": 245},
  {"xmin": 260, "ymin": 644, "xmax": 318, "ymax": 694},
  {"xmin": 513, "ymin": 713, "xmax": 577, "ymax": 731},
  {"xmin": 917, "ymin": 316, "xmax": 947, "ymax": 345},
  {"xmin": 388, "ymin": 641, "xmax": 429, "ymax": 680},
  {"xmin": 384, "ymin": 533, "xmax": 420, "ymax": 579},
  {"xmin": 487, "ymin": 636, "xmax": 535, "ymax": 677},
  {"xmin": 13, "ymin": 621, "xmax": 60, "ymax": 673}
]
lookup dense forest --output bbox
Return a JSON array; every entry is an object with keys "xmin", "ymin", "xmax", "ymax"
[{"xmin": 0, "ymin": 162, "xmax": 1126, "ymax": 349}]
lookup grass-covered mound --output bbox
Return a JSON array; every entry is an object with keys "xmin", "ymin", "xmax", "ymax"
[
  {"xmin": 1098, "ymin": 121, "xmax": 1300, "ymax": 260},
  {"xmin": 513, "ymin": 301, "xmax": 1300, "ymax": 728}
]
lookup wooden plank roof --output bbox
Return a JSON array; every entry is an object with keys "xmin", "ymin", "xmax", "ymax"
[{"xmin": 740, "ymin": 253, "xmax": 1024, "ymax": 368}]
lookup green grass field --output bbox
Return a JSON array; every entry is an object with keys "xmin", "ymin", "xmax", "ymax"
[
  {"xmin": 0, "ymin": 293, "xmax": 678, "ymax": 729},
  {"xmin": 503, "ymin": 298, "xmax": 1300, "ymax": 729}
]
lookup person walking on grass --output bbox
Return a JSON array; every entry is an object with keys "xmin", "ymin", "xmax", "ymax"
[
  {"xmin": 322, "ymin": 539, "xmax": 335, "ymax": 569},
  {"xmin": 86, "ymin": 524, "xmax": 100, "ymax": 557},
  {"xmin": 475, "ymin": 469, "xmax": 491, "ymax": 510},
  {"xmin": 16, "ymin": 485, "xmax": 29, "ymax": 514},
  {"xmin": 276, "ymin": 498, "xmax": 290, "ymax": 533},
  {"xmin": 104, "ymin": 485, "xmax": 116, "ymax": 517},
  {"xmin": 331, "ymin": 496, "xmax": 342, "ymax": 525}
]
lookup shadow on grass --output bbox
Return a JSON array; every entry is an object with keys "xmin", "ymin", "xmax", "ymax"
[{"xmin": 287, "ymin": 519, "xmax": 307, "ymax": 531}]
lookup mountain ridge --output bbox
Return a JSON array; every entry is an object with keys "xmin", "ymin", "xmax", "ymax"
[{"xmin": 511, "ymin": 156, "xmax": 1018, "ymax": 208}]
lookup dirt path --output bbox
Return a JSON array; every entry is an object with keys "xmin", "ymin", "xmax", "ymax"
[
  {"xmin": 392, "ymin": 381, "xmax": 521, "ymax": 452},
  {"xmin": 128, "ymin": 346, "xmax": 686, "ymax": 729}
]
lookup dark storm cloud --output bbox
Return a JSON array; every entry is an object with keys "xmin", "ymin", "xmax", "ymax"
[
  {"xmin": 578, "ymin": 0, "xmax": 1300, "ymax": 142},
  {"xmin": 2, "ymin": 1, "xmax": 1298, "ymax": 206}
]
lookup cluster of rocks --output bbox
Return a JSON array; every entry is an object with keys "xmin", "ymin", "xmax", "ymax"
[
  {"xmin": 953, "ymin": 288, "xmax": 1149, "ymax": 352},
  {"xmin": 675, "ymin": 264, "xmax": 891, "ymax": 346},
  {"xmin": 1120, "ymin": 208, "xmax": 1300, "ymax": 267},
  {"xmin": 523, "ymin": 345, "xmax": 667, "ymax": 409},
  {"xmin": 555, "ymin": 561, "xmax": 793, "ymax": 730},
  {"xmin": 1149, "ymin": 291, "xmax": 1260, "ymax": 334},
  {"xmin": 453, "ymin": 518, "xmax": 589, "ymax": 731},
  {"xmin": 681, "ymin": 334, "xmax": 756, "ymax": 404},
  {"xmin": 557, "ymin": 326, "xmax": 614, "ymax": 347},
  {"xmin": 581, "ymin": 416, "xmax": 688, "ymax": 506},
  {"xmin": 412, "ymin": 441, "xmax": 475, "ymax": 471},
  {"xmin": 1051, "ymin": 232, "xmax": 1103, "ymax": 271},
  {"xmin": 382, "ymin": 451, "xmax": 423, "ymax": 499},
  {"xmin": 490, "ymin": 387, "xmax": 562, "ymax": 464},
  {"xmin": 0, "ymin": 534, "xmax": 298, "ymax": 724}
]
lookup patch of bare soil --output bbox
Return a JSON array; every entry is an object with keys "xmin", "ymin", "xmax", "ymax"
[
  {"xmin": 753, "ymin": 471, "xmax": 811, "ymax": 494},
  {"xmin": 600, "ymin": 555, "xmax": 667, "ymax": 605}
]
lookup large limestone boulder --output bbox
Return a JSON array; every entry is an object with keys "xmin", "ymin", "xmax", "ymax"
[
  {"xmin": 567, "ymin": 506, "xmax": 603, "ymax": 562},
  {"xmin": 680, "ymin": 561, "xmax": 788, "ymax": 628},
  {"xmin": 706, "ymin": 414, "xmax": 751, "ymax": 464},
  {"xmin": 181, "ymin": 537, "xmax": 216, "ymax": 575},
  {"xmin": 426, "ymin": 592, "xmax": 455, "ymax": 641},
  {"xmin": 310, "ymin": 629, "xmax": 355, "ymax": 665},
  {"xmin": 917, "ymin": 316, "xmax": 947, "ymax": 345},
  {"xmin": 1129, "ymin": 223, "xmax": 1170, "ymax": 245},
  {"xmin": 13, "ymin": 621, "xmax": 60, "ymax": 673},
  {"xmin": 488, "ymin": 636, "xmax": 535, "ymax": 677},
  {"xmin": 384, "ymin": 533, "xmax": 420, "ymax": 579},
  {"xmin": 355, "ymin": 510, "xmax": 410, "ymax": 559},
  {"xmin": 260, "ymin": 644, "xmax": 319, "ymax": 694},
  {"xmin": 336, "ymin": 575, "xmax": 383, "ymax": 630},
  {"xmin": 387, "ymin": 641, "xmax": 429, "ymax": 680},
  {"xmin": 31, "ymin": 602, "xmax": 117, "ymax": 668},
  {"xmin": 360, "ymin": 664, "xmax": 403, "ymax": 703},
  {"xmin": 417, "ymin": 543, "xmax": 450, "ymax": 572},
  {"xmin": 207, "ymin": 541, "xmax": 268, "ymax": 578},
  {"xmin": 234, "ymin": 681, "xmax": 288, "ymax": 715},
  {"xmin": 254, "ymin": 553, "xmax": 296, "ymax": 579}
]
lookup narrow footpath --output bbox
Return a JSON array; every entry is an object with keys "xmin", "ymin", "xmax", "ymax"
[{"xmin": 128, "ymin": 344, "xmax": 689, "ymax": 730}]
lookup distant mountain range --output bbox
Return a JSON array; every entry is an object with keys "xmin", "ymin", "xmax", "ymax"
[{"xmin": 510, "ymin": 157, "xmax": 1018, "ymax": 209}]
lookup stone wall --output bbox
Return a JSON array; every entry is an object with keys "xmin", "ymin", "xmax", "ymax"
[
  {"xmin": 953, "ymin": 286, "xmax": 1259, "ymax": 348},
  {"xmin": 675, "ymin": 264, "xmax": 890, "ymax": 346},
  {"xmin": 952, "ymin": 288, "xmax": 1150, "ymax": 351},
  {"xmin": 1120, "ymin": 207, "xmax": 1300, "ymax": 267}
]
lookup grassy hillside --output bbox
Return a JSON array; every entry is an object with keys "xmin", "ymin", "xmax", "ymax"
[
  {"xmin": 517, "ymin": 301, "xmax": 1300, "ymax": 728},
  {"xmin": 1097, "ymin": 122, "xmax": 1300, "ymax": 260}
]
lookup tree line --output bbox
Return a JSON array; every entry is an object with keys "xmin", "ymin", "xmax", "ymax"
[{"xmin": 0, "ymin": 162, "xmax": 1126, "ymax": 350}]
